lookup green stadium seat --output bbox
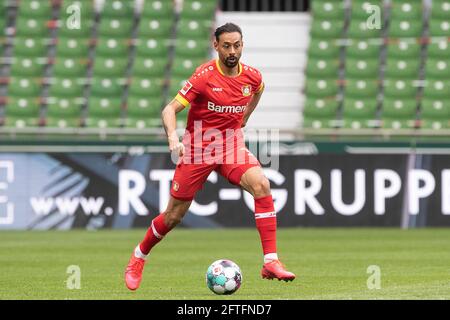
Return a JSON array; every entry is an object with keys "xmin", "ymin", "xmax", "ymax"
[
  {"xmin": 345, "ymin": 58, "xmax": 379, "ymax": 79},
  {"xmin": 88, "ymin": 96, "xmax": 122, "ymax": 118},
  {"xmin": 346, "ymin": 40, "xmax": 381, "ymax": 59},
  {"xmin": 85, "ymin": 117, "xmax": 122, "ymax": 128},
  {"xmin": 10, "ymin": 57, "xmax": 45, "ymax": 77},
  {"xmin": 430, "ymin": 0, "xmax": 450, "ymax": 20},
  {"xmin": 175, "ymin": 39, "xmax": 210, "ymax": 58},
  {"xmin": 126, "ymin": 96, "xmax": 162, "ymax": 128},
  {"xmin": 422, "ymin": 80, "xmax": 450, "ymax": 100},
  {"xmin": 384, "ymin": 59, "xmax": 420, "ymax": 79},
  {"xmin": 46, "ymin": 97, "xmax": 82, "ymax": 127},
  {"xmin": 386, "ymin": 40, "xmax": 421, "ymax": 59},
  {"xmin": 310, "ymin": 19, "xmax": 344, "ymax": 39},
  {"xmin": 102, "ymin": 0, "xmax": 135, "ymax": 18},
  {"xmin": 312, "ymin": 1, "xmax": 345, "ymax": 20},
  {"xmin": 141, "ymin": 0, "xmax": 174, "ymax": 19},
  {"xmin": 97, "ymin": 18, "xmax": 133, "ymax": 38},
  {"xmin": 90, "ymin": 77, "xmax": 124, "ymax": 96},
  {"xmin": 4, "ymin": 97, "xmax": 40, "ymax": 127},
  {"xmin": 390, "ymin": 1, "xmax": 422, "ymax": 20},
  {"xmin": 8, "ymin": 78, "xmax": 42, "ymax": 97},
  {"xmin": 52, "ymin": 58, "xmax": 87, "ymax": 77},
  {"xmin": 180, "ymin": 0, "xmax": 217, "ymax": 19},
  {"xmin": 305, "ymin": 79, "xmax": 339, "ymax": 98},
  {"xmin": 58, "ymin": 15, "xmax": 94, "ymax": 38},
  {"xmin": 303, "ymin": 97, "xmax": 339, "ymax": 119},
  {"xmin": 138, "ymin": 18, "xmax": 173, "ymax": 39},
  {"xmin": 427, "ymin": 40, "xmax": 450, "ymax": 59},
  {"xmin": 388, "ymin": 20, "xmax": 423, "ymax": 38},
  {"xmin": 131, "ymin": 57, "xmax": 167, "ymax": 78},
  {"xmin": 48, "ymin": 78, "xmax": 84, "ymax": 98},
  {"xmin": 345, "ymin": 79, "xmax": 379, "ymax": 98},
  {"xmin": 92, "ymin": 57, "xmax": 128, "ymax": 77},
  {"xmin": 13, "ymin": 37, "xmax": 48, "ymax": 57},
  {"xmin": 128, "ymin": 77, "xmax": 162, "ymax": 97},
  {"xmin": 351, "ymin": 0, "xmax": 383, "ymax": 20},
  {"xmin": 306, "ymin": 58, "xmax": 340, "ymax": 79},
  {"xmin": 15, "ymin": 17, "xmax": 49, "ymax": 37},
  {"xmin": 135, "ymin": 38, "xmax": 170, "ymax": 57},
  {"xmin": 177, "ymin": 19, "xmax": 213, "ymax": 40},
  {"xmin": 381, "ymin": 98, "xmax": 417, "ymax": 129},
  {"xmin": 168, "ymin": 77, "xmax": 189, "ymax": 100},
  {"xmin": 95, "ymin": 38, "xmax": 129, "ymax": 57},
  {"xmin": 171, "ymin": 57, "xmax": 204, "ymax": 78},
  {"xmin": 420, "ymin": 99, "xmax": 450, "ymax": 125},
  {"xmin": 308, "ymin": 39, "xmax": 340, "ymax": 59},
  {"xmin": 383, "ymin": 79, "xmax": 417, "ymax": 98},
  {"xmin": 429, "ymin": 20, "xmax": 450, "ymax": 37},
  {"xmin": 61, "ymin": 0, "xmax": 94, "ymax": 17},
  {"xmin": 56, "ymin": 37, "xmax": 90, "ymax": 58},
  {"xmin": 342, "ymin": 98, "xmax": 378, "ymax": 128},
  {"xmin": 18, "ymin": 0, "xmax": 52, "ymax": 18},
  {"xmin": 424, "ymin": 59, "xmax": 450, "ymax": 80},
  {"xmin": 347, "ymin": 19, "xmax": 382, "ymax": 39}
]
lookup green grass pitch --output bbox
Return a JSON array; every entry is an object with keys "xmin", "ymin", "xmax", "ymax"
[{"xmin": 0, "ymin": 228, "xmax": 449, "ymax": 300}]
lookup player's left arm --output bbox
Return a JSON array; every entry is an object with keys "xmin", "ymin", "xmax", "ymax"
[{"xmin": 241, "ymin": 83, "xmax": 264, "ymax": 128}]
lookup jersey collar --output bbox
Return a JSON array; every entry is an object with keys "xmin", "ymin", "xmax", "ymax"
[{"xmin": 216, "ymin": 59, "xmax": 242, "ymax": 77}]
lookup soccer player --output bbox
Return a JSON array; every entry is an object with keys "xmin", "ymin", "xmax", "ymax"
[{"xmin": 125, "ymin": 23, "xmax": 295, "ymax": 290}]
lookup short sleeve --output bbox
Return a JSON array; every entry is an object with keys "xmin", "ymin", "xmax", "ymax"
[
  {"xmin": 254, "ymin": 70, "xmax": 264, "ymax": 94},
  {"xmin": 174, "ymin": 71, "xmax": 206, "ymax": 108}
]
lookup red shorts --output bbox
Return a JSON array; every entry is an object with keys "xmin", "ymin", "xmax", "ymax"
[{"xmin": 170, "ymin": 148, "xmax": 260, "ymax": 201}]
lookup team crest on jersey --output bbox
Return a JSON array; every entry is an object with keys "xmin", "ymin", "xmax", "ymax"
[
  {"xmin": 241, "ymin": 85, "xmax": 252, "ymax": 97},
  {"xmin": 172, "ymin": 181, "xmax": 179, "ymax": 192},
  {"xmin": 180, "ymin": 81, "xmax": 193, "ymax": 95}
]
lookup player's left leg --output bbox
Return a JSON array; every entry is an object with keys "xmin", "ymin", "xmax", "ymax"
[{"xmin": 219, "ymin": 160, "xmax": 295, "ymax": 282}]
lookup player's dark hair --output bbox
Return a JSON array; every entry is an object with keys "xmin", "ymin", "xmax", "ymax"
[{"xmin": 214, "ymin": 23, "xmax": 243, "ymax": 42}]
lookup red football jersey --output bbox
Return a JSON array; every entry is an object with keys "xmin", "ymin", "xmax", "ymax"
[{"xmin": 175, "ymin": 59, "xmax": 264, "ymax": 156}]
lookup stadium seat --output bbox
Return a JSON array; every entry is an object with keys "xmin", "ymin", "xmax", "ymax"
[
  {"xmin": 18, "ymin": 0, "xmax": 52, "ymax": 18},
  {"xmin": 171, "ymin": 57, "xmax": 205, "ymax": 78},
  {"xmin": 422, "ymin": 80, "xmax": 450, "ymax": 100},
  {"xmin": 345, "ymin": 79, "xmax": 379, "ymax": 98},
  {"xmin": 306, "ymin": 58, "xmax": 340, "ymax": 79},
  {"xmin": 175, "ymin": 39, "xmax": 210, "ymax": 59},
  {"xmin": 420, "ymin": 98, "xmax": 450, "ymax": 129},
  {"xmin": 302, "ymin": 97, "xmax": 339, "ymax": 129},
  {"xmin": 13, "ymin": 37, "xmax": 48, "ymax": 57},
  {"xmin": 8, "ymin": 78, "xmax": 42, "ymax": 97},
  {"xmin": 180, "ymin": 0, "xmax": 217, "ymax": 20},
  {"xmin": 60, "ymin": 0, "xmax": 94, "ymax": 18},
  {"xmin": 126, "ymin": 96, "xmax": 162, "ymax": 128},
  {"xmin": 342, "ymin": 98, "xmax": 378, "ymax": 129},
  {"xmin": 388, "ymin": 20, "xmax": 423, "ymax": 38},
  {"xmin": 310, "ymin": 19, "xmax": 344, "ymax": 39},
  {"xmin": 177, "ymin": 19, "xmax": 213, "ymax": 40},
  {"xmin": 55, "ymin": 37, "xmax": 90, "ymax": 58},
  {"xmin": 384, "ymin": 59, "xmax": 420, "ymax": 79},
  {"xmin": 95, "ymin": 38, "xmax": 130, "ymax": 57},
  {"xmin": 346, "ymin": 40, "xmax": 381, "ymax": 59},
  {"xmin": 48, "ymin": 78, "xmax": 84, "ymax": 98},
  {"xmin": 311, "ymin": 1, "xmax": 345, "ymax": 20},
  {"xmin": 350, "ymin": 0, "xmax": 383, "ymax": 20},
  {"xmin": 92, "ymin": 57, "xmax": 129, "ymax": 77},
  {"xmin": 88, "ymin": 96, "xmax": 122, "ymax": 118},
  {"xmin": 381, "ymin": 98, "xmax": 417, "ymax": 129},
  {"xmin": 46, "ymin": 97, "xmax": 82, "ymax": 128},
  {"xmin": 101, "ymin": 0, "xmax": 135, "ymax": 18},
  {"xmin": 168, "ymin": 77, "xmax": 189, "ymax": 100},
  {"xmin": 427, "ymin": 40, "xmax": 450, "ymax": 59},
  {"xmin": 305, "ymin": 79, "xmax": 339, "ymax": 98},
  {"xmin": 390, "ymin": 1, "xmax": 422, "ymax": 20},
  {"xmin": 347, "ymin": 19, "xmax": 382, "ymax": 39},
  {"xmin": 383, "ymin": 79, "xmax": 417, "ymax": 98},
  {"xmin": 4, "ymin": 97, "xmax": 40, "ymax": 127},
  {"xmin": 430, "ymin": 0, "xmax": 450, "ymax": 20},
  {"xmin": 131, "ymin": 57, "xmax": 167, "ymax": 78},
  {"xmin": 138, "ymin": 18, "xmax": 173, "ymax": 39},
  {"xmin": 308, "ymin": 39, "xmax": 340, "ymax": 59},
  {"xmin": 90, "ymin": 77, "xmax": 124, "ymax": 96},
  {"xmin": 10, "ymin": 58, "xmax": 45, "ymax": 77},
  {"xmin": 424, "ymin": 59, "xmax": 450, "ymax": 80},
  {"xmin": 135, "ymin": 38, "xmax": 170, "ymax": 57},
  {"xmin": 428, "ymin": 20, "xmax": 450, "ymax": 37},
  {"xmin": 386, "ymin": 40, "xmax": 421, "ymax": 59},
  {"xmin": 345, "ymin": 58, "xmax": 379, "ymax": 79},
  {"xmin": 128, "ymin": 77, "xmax": 162, "ymax": 97},
  {"xmin": 58, "ymin": 17, "xmax": 93, "ymax": 39},
  {"xmin": 52, "ymin": 58, "xmax": 87, "ymax": 77},
  {"xmin": 97, "ymin": 18, "xmax": 133, "ymax": 38},
  {"xmin": 85, "ymin": 117, "xmax": 122, "ymax": 128},
  {"xmin": 141, "ymin": 0, "xmax": 174, "ymax": 19},
  {"xmin": 15, "ymin": 17, "xmax": 49, "ymax": 37}
]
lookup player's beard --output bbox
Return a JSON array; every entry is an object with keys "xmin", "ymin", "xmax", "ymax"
[{"xmin": 224, "ymin": 56, "xmax": 239, "ymax": 68}]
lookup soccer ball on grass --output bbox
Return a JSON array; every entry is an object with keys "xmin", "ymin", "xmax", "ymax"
[{"xmin": 206, "ymin": 259, "xmax": 242, "ymax": 295}]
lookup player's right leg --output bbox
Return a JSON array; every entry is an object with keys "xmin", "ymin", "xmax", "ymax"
[{"xmin": 125, "ymin": 196, "xmax": 191, "ymax": 291}]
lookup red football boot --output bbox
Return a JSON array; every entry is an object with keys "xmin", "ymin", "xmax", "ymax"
[
  {"xmin": 125, "ymin": 255, "xmax": 146, "ymax": 290},
  {"xmin": 261, "ymin": 260, "xmax": 296, "ymax": 282}
]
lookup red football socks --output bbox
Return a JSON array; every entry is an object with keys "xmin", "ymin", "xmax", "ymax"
[
  {"xmin": 139, "ymin": 213, "xmax": 172, "ymax": 255},
  {"xmin": 254, "ymin": 195, "xmax": 277, "ymax": 256}
]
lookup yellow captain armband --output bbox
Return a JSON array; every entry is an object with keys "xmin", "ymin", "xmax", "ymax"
[
  {"xmin": 256, "ymin": 82, "xmax": 265, "ymax": 93},
  {"xmin": 175, "ymin": 93, "xmax": 190, "ymax": 107}
]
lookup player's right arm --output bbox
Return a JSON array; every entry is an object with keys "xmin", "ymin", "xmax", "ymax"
[{"xmin": 161, "ymin": 99, "xmax": 186, "ymax": 157}]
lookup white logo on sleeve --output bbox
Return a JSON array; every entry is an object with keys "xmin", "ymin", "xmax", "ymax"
[{"xmin": 180, "ymin": 81, "xmax": 193, "ymax": 95}]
